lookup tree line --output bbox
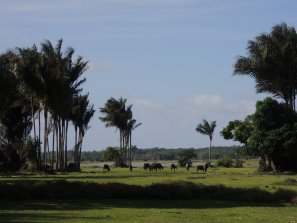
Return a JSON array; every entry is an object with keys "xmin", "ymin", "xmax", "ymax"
[{"xmin": 97, "ymin": 146, "xmax": 243, "ymax": 163}]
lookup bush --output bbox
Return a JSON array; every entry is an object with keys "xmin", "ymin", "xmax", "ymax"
[
  {"xmin": 234, "ymin": 159, "xmax": 244, "ymax": 168},
  {"xmin": 217, "ymin": 156, "xmax": 233, "ymax": 167}
]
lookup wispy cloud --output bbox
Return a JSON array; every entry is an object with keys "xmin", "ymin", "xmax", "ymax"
[
  {"xmin": 132, "ymin": 94, "xmax": 255, "ymax": 123},
  {"xmin": 88, "ymin": 61, "xmax": 116, "ymax": 73}
]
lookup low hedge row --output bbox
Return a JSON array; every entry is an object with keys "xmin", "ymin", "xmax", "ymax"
[{"xmin": 0, "ymin": 180, "xmax": 296, "ymax": 204}]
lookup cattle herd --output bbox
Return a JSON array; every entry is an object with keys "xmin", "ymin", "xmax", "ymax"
[{"xmin": 100, "ymin": 163, "xmax": 209, "ymax": 172}]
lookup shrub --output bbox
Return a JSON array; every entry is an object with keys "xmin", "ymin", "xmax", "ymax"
[
  {"xmin": 234, "ymin": 159, "xmax": 244, "ymax": 168},
  {"xmin": 216, "ymin": 156, "xmax": 233, "ymax": 167}
]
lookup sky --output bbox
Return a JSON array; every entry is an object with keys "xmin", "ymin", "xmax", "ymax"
[{"xmin": 0, "ymin": 0, "xmax": 296, "ymax": 150}]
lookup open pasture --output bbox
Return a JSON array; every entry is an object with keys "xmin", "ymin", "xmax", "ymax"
[
  {"xmin": 1, "ymin": 160, "xmax": 297, "ymax": 222},
  {"xmin": 1, "ymin": 160, "xmax": 297, "ymax": 193}
]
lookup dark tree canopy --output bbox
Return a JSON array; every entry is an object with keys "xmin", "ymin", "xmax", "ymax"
[
  {"xmin": 222, "ymin": 97, "xmax": 297, "ymax": 172},
  {"xmin": 234, "ymin": 23, "xmax": 297, "ymax": 109}
]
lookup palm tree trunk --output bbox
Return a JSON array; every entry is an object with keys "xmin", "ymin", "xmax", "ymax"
[
  {"xmin": 74, "ymin": 125, "xmax": 78, "ymax": 165},
  {"xmin": 64, "ymin": 120, "xmax": 68, "ymax": 169},
  {"xmin": 129, "ymin": 132, "xmax": 132, "ymax": 171},
  {"xmin": 209, "ymin": 138, "xmax": 212, "ymax": 163},
  {"xmin": 78, "ymin": 130, "xmax": 83, "ymax": 170},
  {"xmin": 44, "ymin": 109, "xmax": 48, "ymax": 165},
  {"xmin": 38, "ymin": 110, "xmax": 41, "ymax": 164}
]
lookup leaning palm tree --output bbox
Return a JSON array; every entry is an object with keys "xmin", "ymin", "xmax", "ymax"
[{"xmin": 196, "ymin": 119, "xmax": 216, "ymax": 163}]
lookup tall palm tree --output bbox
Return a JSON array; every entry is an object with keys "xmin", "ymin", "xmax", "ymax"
[
  {"xmin": 196, "ymin": 119, "xmax": 216, "ymax": 163},
  {"xmin": 100, "ymin": 97, "xmax": 140, "ymax": 167},
  {"xmin": 15, "ymin": 46, "xmax": 43, "ymax": 166},
  {"xmin": 126, "ymin": 118, "xmax": 141, "ymax": 171},
  {"xmin": 71, "ymin": 94, "xmax": 95, "ymax": 169},
  {"xmin": 234, "ymin": 23, "xmax": 297, "ymax": 110},
  {"xmin": 41, "ymin": 39, "xmax": 89, "ymax": 170}
]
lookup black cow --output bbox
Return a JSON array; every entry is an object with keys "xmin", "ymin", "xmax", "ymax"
[
  {"xmin": 196, "ymin": 163, "xmax": 209, "ymax": 172},
  {"xmin": 143, "ymin": 163, "xmax": 150, "ymax": 170},
  {"xmin": 171, "ymin": 164, "xmax": 177, "ymax": 171},
  {"xmin": 103, "ymin": 164, "xmax": 110, "ymax": 171},
  {"xmin": 149, "ymin": 163, "xmax": 163, "ymax": 171}
]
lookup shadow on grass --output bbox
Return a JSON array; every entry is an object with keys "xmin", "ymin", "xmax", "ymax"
[
  {"xmin": 0, "ymin": 211, "xmax": 114, "ymax": 223},
  {"xmin": 0, "ymin": 180, "xmax": 296, "ymax": 205}
]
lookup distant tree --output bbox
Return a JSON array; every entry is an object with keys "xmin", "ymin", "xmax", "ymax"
[
  {"xmin": 102, "ymin": 147, "xmax": 119, "ymax": 162},
  {"xmin": 177, "ymin": 148, "xmax": 196, "ymax": 167},
  {"xmin": 196, "ymin": 120, "xmax": 216, "ymax": 163},
  {"xmin": 99, "ymin": 97, "xmax": 141, "ymax": 168}
]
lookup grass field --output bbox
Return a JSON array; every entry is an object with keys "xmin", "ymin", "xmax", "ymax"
[
  {"xmin": 1, "ymin": 160, "xmax": 297, "ymax": 192},
  {"xmin": 1, "ymin": 159, "xmax": 297, "ymax": 222},
  {"xmin": 0, "ymin": 200, "xmax": 297, "ymax": 223}
]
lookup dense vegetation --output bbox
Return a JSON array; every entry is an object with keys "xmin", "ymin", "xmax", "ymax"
[
  {"xmin": 0, "ymin": 40, "xmax": 95, "ymax": 172},
  {"xmin": 222, "ymin": 23, "xmax": 297, "ymax": 172},
  {"xmin": 86, "ymin": 146, "xmax": 243, "ymax": 162}
]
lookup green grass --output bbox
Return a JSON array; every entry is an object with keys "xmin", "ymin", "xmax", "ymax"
[
  {"xmin": 0, "ymin": 199, "xmax": 296, "ymax": 223},
  {"xmin": 1, "ymin": 160, "xmax": 297, "ymax": 192},
  {"xmin": 1, "ymin": 159, "xmax": 297, "ymax": 222}
]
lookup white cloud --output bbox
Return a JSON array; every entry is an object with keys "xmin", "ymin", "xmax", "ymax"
[
  {"xmin": 88, "ymin": 61, "xmax": 116, "ymax": 72},
  {"xmin": 186, "ymin": 94, "xmax": 255, "ymax": 119},
  {"xmin": 132, "ymin": 94, "xmax": 256, "ymax": 123}
]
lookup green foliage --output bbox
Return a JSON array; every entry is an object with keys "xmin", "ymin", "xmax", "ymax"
[
  {"xmin": 234, "ymin": 22, "xmax": 297, "ymax": 109},
  {"xmin": 223, "ymin": 97, "xmax": 297, "ymax": 172},
  {"xmin": 217, "ymin": 156, "xmax": 233, "ymax": 168},
  {"xmin": 234, "ymin": 159, "xmax": 244, "ymax": 168},
  {"xmin": 102, "ymin": 147, "xmax": 119, "ymax": 162},
  {"xmin": 21, "ymin": 138, "xmax": 38, "ymax": 170},
  {"xmin": 177, "ymin": 148, "xmax": 196, "ymax": 167},
  {"xmin": 221, "ymin": 117, "xmax": 253, "ymax": 146}
]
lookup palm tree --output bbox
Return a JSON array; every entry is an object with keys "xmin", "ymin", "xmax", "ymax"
[
  {"xmin": 196, "ymin": 119, "xmax": 216, "ymax": 163},
  {"xmin": 100, "ymin": 97, "xmax": 140, "ymax": 168},
  {"xmin": 15, "ymin": 46, "xmax": 43, "ymax": 166},
  {"xmin": 71, "ymin": 94, "xmax": 95, "ymax": 169},
  {"xmin": 234, "ymin": 23, "xmax": 297, "ymax": 110},
  {"xmin": 41, "ymin": 39, "xmax": 89, "ymax": 170},
  {"xmin": 126, "ymin": 118, "xmax": 141, "ymax": 171}
]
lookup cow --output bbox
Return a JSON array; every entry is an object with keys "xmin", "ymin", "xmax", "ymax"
[
  {"xmin": 196, "ymin": 163, "xmax": 209, "ymax": 172},
  {"xmin": 103, "ymin": 164, "xmax": 110, "ymax": 171},
  {"xmin": 143, "ymin": 163, "xmax": 150, "ymax": 170},
  {"xmin": 171, "ymin": 164, "xmax": 177, "ymax": 171},
  {"xmin": 149, "ymin": 163, "xmax": 163, "ymax": 171}
]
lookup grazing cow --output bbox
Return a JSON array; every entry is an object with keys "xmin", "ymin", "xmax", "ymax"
[
  {"xmin": 103, "ymin": 164, "xmax": 110, "ymax": 171},
  {"xmin": 149, "ymin": 163, "xmax": 163, "ymax": 171},
  {"xmin": 196, "ymin": 163, "xmax": 209, "ymax": 172},
  {"xmin": 171, "ymin": 164, "xmax": 177, "ymax": 171},
  {"xmin": 143, "ymin": 163, "xmax": 150, "ymax": 170}
]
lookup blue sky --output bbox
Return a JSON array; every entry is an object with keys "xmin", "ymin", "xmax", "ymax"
[{"xmin": 1, "ymin": 0, "xmax": 296, "ymax": 150}]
